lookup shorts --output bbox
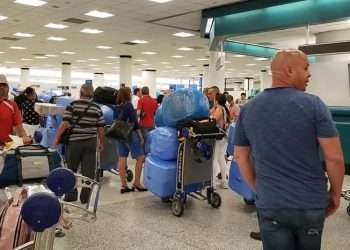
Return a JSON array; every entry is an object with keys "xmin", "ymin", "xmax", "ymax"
[{"xmin": 116, "ymin": 131, "xmax": 144, "ymax": 159}]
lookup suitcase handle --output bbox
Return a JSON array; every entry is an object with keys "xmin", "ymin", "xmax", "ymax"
[{"xmin": 15, "ymin": 144, "xmax": 50, "ymax": 155}]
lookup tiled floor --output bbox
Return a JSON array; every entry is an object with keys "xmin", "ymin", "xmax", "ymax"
[{"xmin": 54, "ymin": 172, "xmax": 350, "ymax": 250}]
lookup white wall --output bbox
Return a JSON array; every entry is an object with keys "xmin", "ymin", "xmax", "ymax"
[{"xmin": 308, "ymin": 61, "xmax": 350, "ymax": 106}]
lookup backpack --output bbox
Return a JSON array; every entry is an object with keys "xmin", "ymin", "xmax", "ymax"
[{"xmin": 0, "ymin": 188, "xmax": 33, "ymax": 250}]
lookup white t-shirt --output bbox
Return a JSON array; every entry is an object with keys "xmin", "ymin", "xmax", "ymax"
[{"xmin": 132, "ymin": 95, "xmax": 139, "ymax": 109}]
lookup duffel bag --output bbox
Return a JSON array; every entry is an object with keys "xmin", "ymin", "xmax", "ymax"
[
  {"xmin": 93, "ymin": 87, "xmax": 117, "ymax": 105},
  {"xmin": 0, "ymin": 145, "xmax": 62, "ymax": 188}
]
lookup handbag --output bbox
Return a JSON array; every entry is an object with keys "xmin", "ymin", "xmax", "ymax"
[
  {"xmin": 58, "ymin": 102, "xmax": 92, "ymax": 144},
  {"xmin": 105, "ymin": 105, "xmax": 134, "ymax": 142}
]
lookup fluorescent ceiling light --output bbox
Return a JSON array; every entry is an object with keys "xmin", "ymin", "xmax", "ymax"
[
  {"xmin": 14, "ymin": 0, "xmax": 47, "ymax": 7},
  {"xmin": 35, "ymin": 56, "xmax": 48, "ymax": 59},
  {"xmin": 96, "ymin": 46, "xmax": 112, "ymax": 49},
  {"xmin": 182, "ymin": 64, "xmax": 192, "ymax": 67},
  {"xmin": 197, "ymin": 58, "xmax": 208, "ymax": 61},
  {"xmin": 5, "ymin": 61, "xmax": 16, "ymax": 64},
  {"xmin": 14, "ymin": 32, "xmax": 34, "ymax": 37},
  {"xmin": 149, "ymin": 0, "xmax": 173, "ymax": 3},
  {"xmin": 142, "ymin": 51, "xmax": 157, "ymax": 55},
  {"xmin": 0, "ymin": 16, "xmax": 8, "ymax": 21},
  {"xmin": 88, "ymin": 64, "xmax": 97, "ymax": 67},
  {"xmin": 85, "ymin": 10, "xmax": 114, "ymax": 18},
  {"xmin": 80, "ymin": 28, "xmax": 103, "ymax": 34},
  {"xmin": 61, "ymin": 51, "xmax": 75, "ymax": 55},
  {"xmin": 45, "ymin": 23, "xmax": 68, "ymax": 29},
  {"xmin": 246, "ymin": 63, "xmax": 257, "ymax": 66},
  {"xmin": 76, "ymin": 60, "xmax": 87, "ymax": 62},
  {"xmin": 106, "ymin": 56, "xmax": 118, "ymax": 59},
  {"xmin": 21, "ymin": 58, "xmax": 32, "ymax": 61},
  {"xmin": 104, "ymin": 62, "xmax": 113, "ymax": 65},
  {"xmin": 45, "ymin": 54, "xmax": 58, "ymax": 57},
  {"xmin": 0, "ymin": 52, "xmax": 5, "ymax": 54},
  {"xmin": 173, "ymin": 32, "xmax": 194, "ymax": 38},
  {"xmin": 141, "ymin": 64, "xmax": 151, "ymax": 66},
  {"xmin": 134, "ymin": 59, "xmax": 145, "ymax": 62},
  {"xmin": 130, "ymin": 40, "xmax": 148, "ymax": 44},
  {"xmin": 160, "ymin": 62, "xmax": 170, "ymax": 64},
  {"xmin": 172, "ymin": 55, "xmax": 184, "ymax": 58},
  {"xmin": 177, "ymin": 47, "xmax": 193, "ymax": 51},
  {"xmin": 47, "ymin": 36, "xmax": 66, "ymax": 41},
  {"xmin": 88, "ymin": 58, "xmax": 98, "ymax": 61},
  {"xmin": 232, "ymin": 54, "xmax": 246, "ymax": 58},
  {"xmin": 10, "ymin": 46, "xmax": 25, "ymax": 50},
  {"xmin": 205, "ymin": 18, "xmax": 213, "ymax": 34},
  {"xmin": 255, "ymin": 57, "xmax": 269, "ymax": 61}
]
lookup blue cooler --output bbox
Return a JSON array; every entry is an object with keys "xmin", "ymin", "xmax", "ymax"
[
  {"xmin": 228, "ymin": 161, "xmax": 255, "ymax": 201},
  {"xmin": 143, "ymin": 155, "xmax": 177, "ymax": 199}
]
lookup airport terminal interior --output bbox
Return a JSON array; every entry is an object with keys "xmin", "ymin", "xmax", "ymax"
[{"xmin": 0, "ymin": 0, "xmax": 350, "ymax": 249}]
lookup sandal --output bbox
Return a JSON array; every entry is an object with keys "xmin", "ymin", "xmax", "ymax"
[{"xmin": 120, "ymin": 186, "xmax": 133, "ymax": 194}]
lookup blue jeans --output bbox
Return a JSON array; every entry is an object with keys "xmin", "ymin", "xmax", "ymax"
[{"xmin": 257, "ymin": 208, "xmax": 326, "ymax": 250}]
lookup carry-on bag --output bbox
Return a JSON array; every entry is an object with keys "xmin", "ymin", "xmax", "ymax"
[{"xmin": 0, "ymin": 188, "xmax": 33, "ymax": 250}]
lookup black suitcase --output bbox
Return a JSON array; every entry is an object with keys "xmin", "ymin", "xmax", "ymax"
[{"xmin": 93, "ymin": 87, "xmax": 117, "ymax": 105}]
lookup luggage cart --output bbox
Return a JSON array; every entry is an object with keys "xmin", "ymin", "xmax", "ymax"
[
  {"xmin": 171, "ymin": 128, "xmax": 225, "ymax": 217},
  {"xmin": 14, "ymin": 168, "xmax": 101, "ymax": 250},
  {"xmin": 341, "ymin": 189, "xmax": 350, "ymax": 216}
]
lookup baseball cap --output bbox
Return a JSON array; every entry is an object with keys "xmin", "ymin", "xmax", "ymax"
[{"xmin": 0, "ymin": 74, "xmax": 8, "ymax": 85}]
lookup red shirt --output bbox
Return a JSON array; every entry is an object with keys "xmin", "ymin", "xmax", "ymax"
[
  {"xmin": 0, "ymin": 100, "xmax": 22, "ymax": 143},
  {"xmin": 137, "ymin": 95, "xmax": 158, "ymax": 128}
]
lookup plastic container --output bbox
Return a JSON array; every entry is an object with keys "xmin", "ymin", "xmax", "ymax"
[
  {"xmin": 161, "ymin": 89, "xmax": 209, "ymax": 127},
  {"xmin": 150, "ymin": 127, "xmax": 178, "ymax": 161},
  {"xmin": 143, "ymin": 155, "xmax": 177, "ymax": 199}
]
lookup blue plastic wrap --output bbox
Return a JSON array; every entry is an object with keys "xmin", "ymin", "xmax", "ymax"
[
  {"xmin": 161, "ymin": 89, "xmax": 209, "ymax": 127},
  {"xmin": 155, "ymin": 105, "xmax": 165, "ymax": 127},
  {"xmin": 150, "ymin": 127, "xmax": 178, "ymax": 161},
  {"xmin": 228, "ymin": 161, "xmax": 255, "ymax": 201},
  {"xmin": 143, "ymin": 155, "xmax": 177, "ymax": 199},
  {"xmin": 99, "ymin": 104, "xmax": 114, "ymax": 125},
  {"xmin": 56, "ymin": 96, "xmax": 74, "ymax": 107},
  {"xmin": 226, "ymin": 122, "xmax": 236, "ymax": 156}
]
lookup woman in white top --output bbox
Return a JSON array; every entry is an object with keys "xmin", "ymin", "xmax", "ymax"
[{"xmin": 211, "ymin": 93, "xmax": 230, "ymax": 188}]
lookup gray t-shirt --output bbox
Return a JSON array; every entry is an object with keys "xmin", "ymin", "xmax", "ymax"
[{"xmin": 234, "ymin": 87, "xmax": 338, "ymax": 209}]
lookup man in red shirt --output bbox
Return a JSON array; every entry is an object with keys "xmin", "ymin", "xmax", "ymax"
[
  {"xmin": 0, "ymin": 74, "xmax": 31, "ymax": 145},
  {"xmin": 137, "ymin": 86, "xmax": 158, "ymax": 148}
]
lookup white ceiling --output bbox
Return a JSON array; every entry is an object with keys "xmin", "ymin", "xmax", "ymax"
[{"xmin": 0, "ymin": 0, "xmax": 243, "ymax": 79}]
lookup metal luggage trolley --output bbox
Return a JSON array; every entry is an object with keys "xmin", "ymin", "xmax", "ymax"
[
  {"xmin": 14, "ymin": 168, "xmax": 101, "ymax": 250},
  {"xmin": 171, "ymin": 126, "xmax": 225, "ymax": 217},
  {"xmin": 341, "ymin": 189, "xmax": 350, "ymax": 216}
]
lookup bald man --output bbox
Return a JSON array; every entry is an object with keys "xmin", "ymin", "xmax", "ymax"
[{"xmin": 234, "ymin": 49, "xmax": 344, "ymax": 250}]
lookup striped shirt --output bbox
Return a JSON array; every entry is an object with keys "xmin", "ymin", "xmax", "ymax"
[{"xmin": 63, "ymin": 99, "xmax": 105, "ymax": 141}]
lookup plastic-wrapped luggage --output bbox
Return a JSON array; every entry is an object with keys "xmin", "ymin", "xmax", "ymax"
[
  {"xmin": 99, "ymin": 105, "xmax": 115, "ymax": 125},
  {"xmin": 0, "ymin": 145, "xmax": 62, "ymax": 188},
  {"xmin": 37, "ymin": 128, "xmax": 57, "ymax": 148},
  {"xmin": 155, "ymin": 105, "xmax": 165, "ymax": 127},
  {"xmin": 143, "ymin": 155, "xmax": 177, "ymax": 199},
  {"xmin": 161, "ymin": 89, "xmax": 209, "ymax": 127},
  {"xmin": 56, "ymin": 96, "xmax": 74, "ymax": 108},
  {"xmin": 150, "ymin": 127, "xmax": 178, "ymax": 161}
]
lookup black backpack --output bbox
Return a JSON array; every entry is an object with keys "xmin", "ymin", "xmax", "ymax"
[{"xmin": 93, "ymin": 87, "xmax": 117, "ymax": 105}]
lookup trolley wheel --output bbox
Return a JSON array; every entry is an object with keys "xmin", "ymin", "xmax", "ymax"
[
  {"xmin": 243, "ymin": 198, "xmax": 255, "ymax": 206},
  {"xmin": 172, "ymin": 198, "xmax": 184, "ymax": 217},
  {"xmin": 209, "ymin": 192, "xmax": 221, "ymax": 209},
  {"xmin": 347, "ymin": 205, "xmax": 350, "ymax": 216},
  {"xmin": 126, "ymin": 169, "xmax": 133, "ymax": 182}
]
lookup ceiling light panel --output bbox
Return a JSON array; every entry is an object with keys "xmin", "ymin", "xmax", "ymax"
[
  {"xmin": 85, "ymin": 10, "xmax": 114, "ymax": 18},
  {"xmin": 232, "ymin": 54, "xmax": 246, "ymax": 58},
  {"xmin": 45, "ymin": 54, "xmax": 58, "ymax": 57},
  {"xmin": 148, "ymin": 0, "xmax": 173, "ymax": 3},
  {"xmin": 0, "ymin": 16, "xmax": 8, "ymax": 21},
  {"xmin": 142, "ymin": 51, "xmax": 157, "ymax": 55},
  {"xmin": 130, "ymin": 40, "xmax": 149, "ymax": 44},
  {"xmin": 172, "ymin": 55, "xmax": 184, "ymax": 58},
  {"xmin": 14, "ymin": 0, "xmax": 47, "ymax": 7},
  {"xmin": 47, "ymin": 36, "xmax": 66, "ymax": 41},
  {"xmin": 10, "ymin": 46, "xmax": 26, "ymax": 50},
  {"xmin": 45, "ymin": 23, "xmax": 69, "ymax": 29},
  {"xmin": 14, "ymin": 32, "xmax": 34, "ymax": 37},
  {"xmin": 106, "ymin": 56, "xmax": 118, "ymax": 59},
  {"xmin": 80, "ymin": 28, "xmax": 103, "ymax": 34},
  {"xmin": 61, "ymin": 51, "xmax": 75, "ymax": 54},
  {"xmin": 96, "ymin": 46, "xmax": 112, "ymax": 49},
  {"xmin": 177, "ymin": 47, "xmax": 193, "ymax": 51},
  {"xmin": 255, "ymin": 57, "xmax": 269, "ymax": 61},
  {"xmin": 173, "ymin": 32, "xmax": 194, "ymax": 38}
]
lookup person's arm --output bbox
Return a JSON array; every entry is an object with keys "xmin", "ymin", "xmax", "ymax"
[
  {"xmin": 13, "ymin": 124, "xmax": 32, "ymax": 144},
  {"xmin": 234, "ymin": 146, "xmax": 256, "ymax": 191},
  {"xmin": 136, "ymin": 98, "xmax": 142, "ymax": 118},
  {"xmin": 137, "ymin": 129, "xmax": 144, "ymax": 145},
  {"xmin": 53, "ymin": 121, "xmax": 70, "ymax": 147},
  {"xmin": 319, "ymin": 137, "xmax": 345, "ymax": 217}
]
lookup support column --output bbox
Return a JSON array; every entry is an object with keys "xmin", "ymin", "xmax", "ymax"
[
  {"xmin": 20, "ymin": 67, "xmax": 30, "ymax": 86},
  {"xmin": 208, "ymin": 51, "xmax": 225, "ymax": 91},
  {"xmin": 142, "ymin": 69, "xmax": 157, "ymax": 97},
  {"xmin": 201, "ymin": 64, "xmax": 210, "ymax": 90},
  {"xmin": 260, "ymin": 69, "xmax": 272, "ymax": 90},
  {"xmin": 61, "ymin": 62, "xmax": 71, "ymax": 87},
  {"xmin": 93, "ymin": 72, "xmax": 104, "ymax": 88},
  {"xmin": 119, "ymin": 55, "xmax": 132, "ymax": 88}
]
